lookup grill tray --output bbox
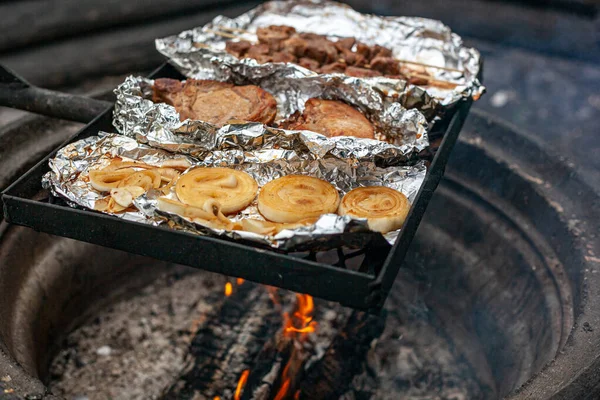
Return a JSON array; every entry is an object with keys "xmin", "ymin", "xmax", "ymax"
[{"xmin": 2, "ymin": 63, "xmax": 473, "ymax": 312}]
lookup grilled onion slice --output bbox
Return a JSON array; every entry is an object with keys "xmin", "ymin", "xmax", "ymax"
[
  {"xmin": 338, "ymin": 186, "xmax": 410, "ymax": 233},
  {"xmin": 176, "ymin": 168, "xmax": 258, "ymax": 215},
  {"xmin": 258, "ymin": 175, "xmax": 340, "ymax": 223},
  {"xmin": 89, "ymin": 169, "xmax": 137, "ymax": 192},
  {"xmin": 157, "ymin": 197, "xmax": 233, "ymax": 229},
  {"xmin": 94, "ymin": 196, "xmax": 128, "ymax": 213},
  {"xmin": 240, "ymin": 217, "xmax": 318, "ymax": 236}
]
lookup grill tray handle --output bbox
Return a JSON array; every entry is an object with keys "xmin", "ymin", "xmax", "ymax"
[{"xmin": 0, "ymin": 64, "xmax": 112, "ymax": 123}]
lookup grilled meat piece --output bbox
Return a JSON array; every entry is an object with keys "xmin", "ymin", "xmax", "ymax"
[
  {"xmin": 271, "ymin": 51, "xmax": 296, "ymax": 63},
  {"xmin": 370, "ymin": 56, "xmax": 400, "ymax": 75},
  {"xmin": 257, "ymin": 25, "xmax": 296, "ymax": 50},
  {"xmin": 152, "ymin": 78, "xmax": 277, "ymax": 126},
  {"xmin": 225, "ymin": 40, "xmax": 252, "ymax": 58},
  {"xmin": 334, "ymin": 37, "xmax": 356, "ymax": 51},
  {"xmin": 222, "ymin": 25, "xmax": 404, "ymax": 80},
  {"xmin": 345, "ymin": 66, "xmax": 382, "ymax": 78},
  {"xmin": 320, "ymin": 61, "xmax": 347, "ymax": 74},
  {"xmin": 298, "ymin": 57, "xmax": 320, "ymax": 71},
  {"xmin": 281, "ymin": 35, "xmax": 308, "ymax": 58},
  {"xmin": 355, "ymin": 42, "xmax": 371, "ymax": 59},
  {"xmin": 246, "ymin": 43, "xmax": 272, "ymax": 63},
  {"xmin": 370, "ymin": 44, "xmax": 393, "ymax": 59},
  {"xmin": 284, "ymin": 98, "xmax": 374, "ymax": 139},
  {"xmin": 303, "ymin": 38, "xmax": 338, "ymax": 65}
]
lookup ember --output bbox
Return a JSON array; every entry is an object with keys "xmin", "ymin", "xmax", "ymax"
[
  {"xmin": 274, "ymin": 294, "xmax": 318, "ymax": 399},
  {"xmin": 224, "ymin": 282, "xmax": 233, "ymax": 296},
  {"xmin": 234, "ymin": 369, "xmax": 250, "ymax": 400}
]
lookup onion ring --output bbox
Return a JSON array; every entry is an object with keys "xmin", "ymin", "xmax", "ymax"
[
  {"xmin": 176, "ymin": 168, "xmax": 258, "ymax": 215},
  {"xmin": 338, "ymin": 186, "xmax": 410, "ymax": 233},
  {"xmin": 258, "ymin": 175, "xmax": 340, "ymax": 223}
]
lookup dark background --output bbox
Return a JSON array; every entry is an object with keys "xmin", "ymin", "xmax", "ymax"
[{"xmin": 0, "ymin": 0, "xmax": 598, "ymax": 185}]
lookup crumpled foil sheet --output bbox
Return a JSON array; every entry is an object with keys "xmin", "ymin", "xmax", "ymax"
[
  {"xmin": 41, "ymin": 133, "xmax": 194, "ymax": 224},
  {"xmin": 113, "ymin": 74, "xmax": 429, "ymax": 166},
  {"xmin": 155, "ymin": 0, "xmax": 485, "ymax": 108},
  {"xmin": 42, "ymin": 133, "xmax": 426, "ymax": 251}
]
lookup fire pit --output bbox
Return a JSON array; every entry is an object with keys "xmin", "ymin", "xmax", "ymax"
[
  {"xmin": 1, "ymin": 0, "xmax": 599, "ymax": 399},
  {"xmin": 1, "ymin": 109, "xmax": 598, "ymax": 399}
]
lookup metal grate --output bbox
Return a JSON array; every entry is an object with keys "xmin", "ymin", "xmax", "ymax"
[{"xmin": 1, "ymin": 63, "xmax": 473, "ymax": 312}]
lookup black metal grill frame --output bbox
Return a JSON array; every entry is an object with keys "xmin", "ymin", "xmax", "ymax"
[{"xmin": 2, "ymin": 63, "xmax": 473, "ymax": 312}]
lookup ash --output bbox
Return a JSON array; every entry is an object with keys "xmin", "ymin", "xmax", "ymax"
[
  {"xmin": 48, "ymin": 268, "xmax": 226, "ymax": 400},
  {"xmin": 48, "ymin": 269, "xmax": 491, "ymax": 400}
]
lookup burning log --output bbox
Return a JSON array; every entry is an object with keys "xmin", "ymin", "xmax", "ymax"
[
  {"xmin": 297, "ymin": 311, "xmax": 386, "ymax": 400},
  {"xmin": 161, "ymin": 282, "xmax": 283, "ymax": 400}
]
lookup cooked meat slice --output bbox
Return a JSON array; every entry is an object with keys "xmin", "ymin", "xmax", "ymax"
[
  {"xmin": 223, "ymin": 25, "xmax": 401, "ymax": 79},
  {"xmin": 225, "ymin": 40, "xmax": 252, "ymax": 58},
  {"xmin": 370, "ymin": 45, "xmax": 392, "ymax": 59},
  {"xmin": 286, "ymin": 98, "xmax": 374, "ymax": 139},
  {"xmin": 246, "ymin": 43, "xmax": 273, "ymax": 63},
  {"xmin": 355, "ymin": 42, "xmax": 371, "ymax": 58},
  {"xmin": 152, "ymin": 78, "xmax": 185, "ymax": 107},
  {"xmin": 345, "ymin": 66, "xmax": 382, "ymax": 78},
  {"xmin": 271, "ymin": 51, "xmax": 296, "ymax": 63},
  {"xmin": 304, "ymin": 39, "xmax": 339, "ymax": 64},
  {"xmin": 257, "ymin": 25, "xmax": 296, "ymax": 50},
  {"xmin": 319, "ymin": 62, "xmax": 347, "ymax": 74},
  {"xmin": 370, "ymin": 56, "xmax": 400, "ymax": 75},
  {"xmin": 246, "ymin": 43, "xmax": 270, "ymax": 58},
  {"xmin": 298, "ymin": 57, "xmax": 320, "ymax": 71},
  {"xmin": 298, "ymin": 32, "xmax": 323, "ymax": 41},
  {"xmin": 334, "ymin": 37, "xmax": 356, "ymax": 51},
  {"xmin": 338, "ymin": 48, "xmax": 355, "ymax": 65},
  {"xmin": 153, "ymin": 79, "xmax": 277, "ymax": 126},
  {"xmin": 281, "ymin": 36, "xmax": 308, "ymax": 58}
]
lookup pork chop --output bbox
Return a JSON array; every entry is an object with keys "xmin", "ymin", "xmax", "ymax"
[
  {"xmin": 152, "ymin": 78, "xmax": 277, "ymax": 126},
  {"xmin": 284, "ymin": 98, "xmax": 374, "ymax": 139}
]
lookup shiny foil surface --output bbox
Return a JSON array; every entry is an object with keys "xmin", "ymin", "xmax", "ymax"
[
  {"xmin": 155, "ymin": 0, "xmax": 484, "ymax": 108},
  {"xmin": 43, "ymin": 133, "xmax": 426, "ymax": 251},
  {"xmin": 113, "ymin": 74, "xmax": 429, "ymax": 166}
]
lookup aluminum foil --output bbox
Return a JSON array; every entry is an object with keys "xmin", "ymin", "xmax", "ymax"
[
  {"xmin": 41, "ymin": 133, "xmax": 194, "ymax": 224},
  {"xmin": 113, "ymin": 74, "xmax": 429, "ymax": 166},
  {"xmin": 42, "ymin": 133, "xmax": 426, "ymax": 251},
  {"xmin": 155, "ymin": 0, "xmax": 485, "ymax": 108}
]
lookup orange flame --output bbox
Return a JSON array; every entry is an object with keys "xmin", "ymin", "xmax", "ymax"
[
  {"xmin": 225, "ymin": 282, "xmax": 233, "ymax": 297},
  {"xmin": 272, "ymin": 294, "xmax": 318, "ymax": 399},
  {"xmin": 273, "ymin": 375, "xmax": 291, "ymax": 400},
  {"xmin": 213, "ymin": 397, "xmax": 221, "ymax": 400},
  {"xmin": 234, "ymin": 369, "xmax": 250, "ymax": 400},
  {"xmin": 237, "ymin": 277, "xmax": 245, "ymax": 285},
  {"xmin": 283, "ymin": 294, "xmax": 317, "ymax": 338}
]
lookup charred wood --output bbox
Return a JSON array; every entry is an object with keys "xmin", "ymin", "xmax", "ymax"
[
  {"xmin": 298, "ymin": 311, "xmax": 386, "ymax": 400},
  {"xmin": 161, "ymin": 283, "xmax": 282, "ymax": 400}
]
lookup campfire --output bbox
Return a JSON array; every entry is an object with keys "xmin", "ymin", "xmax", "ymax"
[{"xmin": 46, "ymin": 267, "xmax": 504, "ymax": 400}]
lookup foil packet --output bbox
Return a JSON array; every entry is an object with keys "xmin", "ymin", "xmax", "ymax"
[
  {"xmin": 113, "ymin": 74, "xmax": 429, "ymax": 166},
  {"xmin": 42, "ymin": 133, "xmax": 426, "ymax": 251},
  {"xmin": 155, "ymin": 0, "xmax": 485, "ymax": 109}
]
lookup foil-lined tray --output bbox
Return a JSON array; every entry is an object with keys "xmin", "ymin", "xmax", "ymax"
[
  {"xmin": 155, "ymin": 0, "xmax": 485, "ymax": 108},
  {"xmin": 113, "ymin": 74, "xmax": 429, "ymax": 166},
  {"xmin": 42, "ymin": 133, "xmax": 426, "ymax": 251}
]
